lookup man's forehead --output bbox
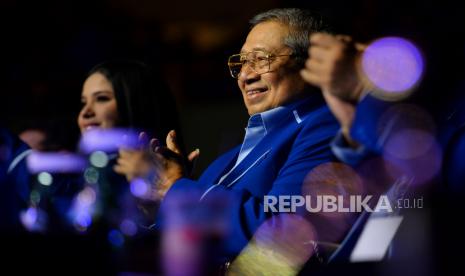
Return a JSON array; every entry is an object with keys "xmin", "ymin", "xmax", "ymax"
[{"xmin": 239, "ymin": 47, "xmax": 269, "ymax": 54}]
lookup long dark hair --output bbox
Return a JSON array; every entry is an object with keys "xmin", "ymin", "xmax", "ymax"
[{"xmin": 87, "ymin": 60, "xmax": 181, "ymax": 143}]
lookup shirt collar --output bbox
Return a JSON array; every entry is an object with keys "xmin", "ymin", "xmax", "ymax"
[{"xmin": 248, "ymin": 97, "xmax": 312, "ymax": 133}]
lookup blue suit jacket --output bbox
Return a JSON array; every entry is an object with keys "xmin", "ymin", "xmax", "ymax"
[{"xmin": 160, "ymin": 94, "xmax": 339, "ymax": 259}]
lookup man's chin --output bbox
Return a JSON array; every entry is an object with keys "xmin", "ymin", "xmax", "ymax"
[{"xmin": 246, "ymin": 104, "xmax": 267, "ymax": 116}]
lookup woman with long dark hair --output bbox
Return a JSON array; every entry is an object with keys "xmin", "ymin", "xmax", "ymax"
[
  {"xmin": 78, "ymin": 59, "xmax": 180, "ymax": 140},
  {"xmin": 27, "ymin": 59, "xmax": 185, "ymax": 233}
]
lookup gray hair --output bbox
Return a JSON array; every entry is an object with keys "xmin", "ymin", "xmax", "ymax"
[{"xmin": 250, "ymin": 8, "xmax": 329, "ymax": 68}]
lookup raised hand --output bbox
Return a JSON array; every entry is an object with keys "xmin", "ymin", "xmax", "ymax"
[
  {"xmin": 300, "ymin": 33, "xmax": 367, "ymax": 102},
  {"xmin": 300, "ymin": 33, "xmax": 368, "ymax": 145}
]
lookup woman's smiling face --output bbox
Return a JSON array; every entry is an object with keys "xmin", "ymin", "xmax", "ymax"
[{"xmin": 77, "ymin": 72, "xmax": 119, "ymax": 133}]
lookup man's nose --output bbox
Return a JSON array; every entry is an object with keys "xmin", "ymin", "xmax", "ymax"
[{"xmin": 238, "ymin": 63, "xmax": 260, "ymax": 83}]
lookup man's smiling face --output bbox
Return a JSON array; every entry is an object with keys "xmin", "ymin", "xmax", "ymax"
[{"xmin": 238, "ymin": 21, "xmax": 306, "ymax": 115}]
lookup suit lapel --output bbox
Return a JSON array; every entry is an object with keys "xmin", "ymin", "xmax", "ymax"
[
  {"xmin": 200, "ymin": 124, "xmax": 293, "ymax": 199},
  {"xmin": 220, "ymin": 148, "xmax": 272, "ymax": 187},
  {"xmin": 202, "ymin": 146, "xmax": 240, "ymax": 185},
  {"xmin": 218, "ymin": 112, "xmax": 297, "ymax": 187}
]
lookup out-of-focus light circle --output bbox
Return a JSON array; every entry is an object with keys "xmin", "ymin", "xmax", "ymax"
[
  {"xmin": 120, "ymin": 219, "xmax": 138, "ymax": 236},
  {"xmin": 20, "ymin": 206, "xmax": 47, "ymax": 232},
  {"xmin": 108, "ymin": 229, "xmax": 125, "ymax": 247},
  {"xmin": 89, "ymin": 151, "xmax": 109, "ymax": 168},
  {"xmin": 30, "ymin": 190, "xmax": 41, "ymax": 204},
  {"xmin": 377, "ymin": 104, "xmax": 441, "ymax": 185},
  {"xmin": 130, "ymin": 178, "xmax": 149, "ymax": 198},
  {"xmin": 383, "ymin": 130, "xmax": 442, "ymax": 185},
  {"xmin": 84, "ymin": 167, "xmax": 99, "ymax": 184},
  {"xmin": 361, "ymin": 37, "xmax": 424, "ymax": 98},
  {"xmin": 20, "ymin": 207, "xmax": 38, "ymax": 229},
  {"xmin": 77, "ymin": 187, "xmax": 97, "ymax": 207},
  {"xmin": 303, "ymin": 162, "xmax": 364, "ymax": 196},
  {"xmin": 69, "ymin": 189, "xmax": 97, "ymax": 233},
  {"xmin": 228, "ymin": 214, "xmax": 316, "ymax": 275},
  {"xmin": 37, "ymin": 172, "xmax": 53, "ymax": 186},
  {"xmin": 302, "ymin": 162, "xmax": 364, "ymax": 225},
  {"xmin": 384, "ymin": 129, "xmax": 435, "ymax": 160},
  {"xmin": 74, "ymin": 212, "xmax": 92, "ymax": 230}
]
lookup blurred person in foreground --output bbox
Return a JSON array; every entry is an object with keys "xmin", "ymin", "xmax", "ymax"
[
  {"xmin": 300, "ymin": 32, "xmax": 465, "ymax": 275},
  {"xmin": 5, "ymin": 60, "xmax": 184, "ymax": 274}
]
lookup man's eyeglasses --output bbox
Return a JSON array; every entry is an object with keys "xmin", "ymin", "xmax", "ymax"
[{"xmin": 227, "ymin": 50, "xmax": 293, "ymax": 78}]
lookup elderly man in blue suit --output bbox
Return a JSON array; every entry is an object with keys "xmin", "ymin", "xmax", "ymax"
[{"xmin": 116, "ymin": 8, "xmax": 343, "ymax": 262}]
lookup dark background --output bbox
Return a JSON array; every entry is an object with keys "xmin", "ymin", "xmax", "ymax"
[{"xmin": 1, "ymin": 0, "xmax": 464, "ymax": 175}]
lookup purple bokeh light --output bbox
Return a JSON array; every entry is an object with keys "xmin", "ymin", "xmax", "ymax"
[
  {"xmin": 79, "ymin": 128, "xmax": 141, "ymax": 154},
  {"xmin": 120, "ymin": 219, "xmax": 138, "ymax": 236},
  {"xmin": 361, "ymin": 37, "xmax": 424, "ymax": 95},
  {"xmin": 20, "ymin": 207, "xmax": 37, "ymax": 229},
  {"xmin": 77, "ymin": 186, "xmax": 97, "ymax": 206},
  {"xmin": 26, "ymin": 151, "xmax": 87, "ymax": 174},
  {"xmin": 74, "ymin": 212, "xmax": 92, "ymax": 229},
  {"xmin": 130, "ymin": 178, "xmax": 150, "ymax": 198},
  {"xmin": 20, "ymin": 206, "xmax": 48, "ymax": 232},
  {"xmin": 383, "ymin": 129, "xmax": 442, "ymax": 185},
  {"xmin": 68, "ymin": 187, "xmax": 98, "ymax": 232}
]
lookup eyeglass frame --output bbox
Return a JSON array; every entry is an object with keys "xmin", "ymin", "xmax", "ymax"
[{"xmin": 227, "ymin": 50, "xmax": 294, "ymax": 78}]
